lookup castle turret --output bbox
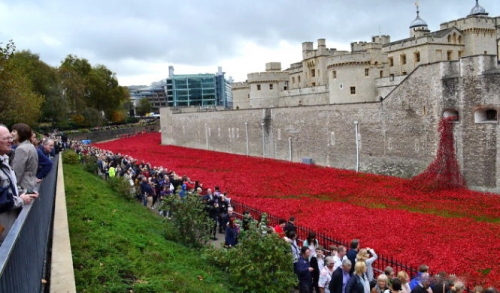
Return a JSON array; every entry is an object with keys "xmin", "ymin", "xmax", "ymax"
[
  {"xmin": 409, "ymin": 3, "xmax": 430, "ymax": 38},
  {"xmin": 468, "ymin": 0, "xmax": 488, "ymax": 17}
]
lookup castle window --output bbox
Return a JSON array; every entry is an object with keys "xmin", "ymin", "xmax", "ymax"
[
  {"xmin": 447, "ymin": 51, "xmax": 453, "ymax": 61},
  {"xmin": 350, "ymin": 86, "xmax": 356, "ymax": 94},
  {"xmin": 458, "ymin": 36, "xmax": 462, "ymax": 44},
  {"xmin": 379, "ymin": 70, "xmax": 383, "ymax": 78},
  {"xmin": 312, "ymin": 82, "xmax": 316, "ymax": 86},
  {"xmin": 414, "ymin": 51, "xmax": 420, "ymax": 63},
  {"xmin": 292, "ymin": 77, "xmax": 295, "ymax": 84},
  {"xmin": 311, "ymin": 69, "xmax": 316, "ymax": 77},
  {"xmin": 298, "ymin": 76, "xmax": 301, "ymax": 83},
  {"xmin": 389, "ymin": 57, "xmax": 394, "ymax": 67},
  {"xmin": 364, "ymin": 68, "xmax": 369, "ymax": 76},
  {"xmin": 333, "ymin": 71, "xmax": 337, "ymax": 79},
  {"xmin": 474, "ymin": 108, "xmax": 498, "ymax": 123},
  {"xmin": 447, "ymin": 35, "xmax": 451, "ymax": 43},
  {"xmin": 257, "ymin": 84, "xmax": 261, "ymax": 91},
  {"xmin": 390, "ymin": 74, "xmax": 394, "ymax": 81},
  {"xmin": 458, "ymin": 51, "xmax": 463, "ymax": 58},
  {"xmin": 400, "ymin": 54, "xmax": 407, "ymax": 65},
  {"xmin": 443, "ymin": 109, "xmax": 459, "ymax": 121},
  {"xmin": 269, "ymin": 84, "xmax": 273, "ymax": 90}
]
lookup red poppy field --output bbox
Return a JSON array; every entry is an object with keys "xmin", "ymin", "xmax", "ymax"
[{"xmin": 96, "ymin": 132, "xmax": 500, "ymax": 287}]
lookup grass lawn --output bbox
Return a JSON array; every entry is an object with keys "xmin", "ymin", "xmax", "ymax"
[{"xmin": 64, "ymin": 163, "xmax": 235, "ymax": 293}]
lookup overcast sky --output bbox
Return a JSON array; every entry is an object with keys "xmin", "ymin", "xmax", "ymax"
[{"xmin": 1, "ymin": 0, "xmax": 498, "ymax": 86}]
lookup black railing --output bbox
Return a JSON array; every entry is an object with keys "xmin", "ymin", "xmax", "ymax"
[
  {"xmin": 231, "ymin": 199, "xmax": 419, "ymax": 278},
  {"xmin": 0, "ymin": 155, "xmax": 58, "ymax": 292}
]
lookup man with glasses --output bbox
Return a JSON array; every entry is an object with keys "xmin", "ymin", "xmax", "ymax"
[{"xmin": 0, "ymin": 125, "xmax": 39, "ymax": 244}]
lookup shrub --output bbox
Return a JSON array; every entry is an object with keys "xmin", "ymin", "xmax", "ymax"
[
  {"xmin": 81, "ymin": 155, "xmax": 98, "ymax": 174},
  {"xmin": 62, "ymin": 150, "xmax": 79, "ymax": 165},
  {"xmin": 161, "ymin": 193, "xmax": 212, "ymax": 248},
  {"xmin": 203, "ymin": 219, "xmax": 296, "ymax": 293},
  {"xmin": 107, "ymin": 176, "xmax": 135, "ymax": 201}
]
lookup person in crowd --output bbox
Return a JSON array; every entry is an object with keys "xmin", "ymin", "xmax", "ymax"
[
  {"xmin": 224, "ymin": 217, "xmax": 238, "ymax": 248},
  {"xmin": 329, "ymin": 259, "xmax": 352, "ymax": 293},
  {"xmin": 319, "ymin": 256, "xmax": 335, "ymax": 293},
  {"xmin": 347, "ymin": 239, "xmax": 360, "ymax": 275},
  {"xmin": 202, "ymin": 190, "xmax": 219, "ymax": 240},
  {"xmin": 397, "ymin": 271, "xmax": 411, "ymax": 293},
  {"xmin": 140, "ymin": 176, "xmax": 154, "ymax": 207},
  {"xmin": 217, "ymin": 193, "xmax": 229, "ymax": 234},
  {"xmin": 356, "ymin": 248, "xmax": 378, "ymax": 282},
  {"xmin": 273, "ymin": 218, "xmax": 286, "ymax": 238},
  {"xmin": 310, "ymin": 244, "xmax": 325, "ymax": 293},
  {"xmin": 34, "ymin": 137, "xmax": 54, "ymax": 187},
  {"xmin": 10, "ymin": 123, "xmax": 38, "ymax": 193},
  {"xmin": 295, "ymin": 246, "xmax": 314, "ymax": 293},
  {"xmin": 0, "ymin": 125, "xmax": 39, "ymax": 244},
  {"xmin": 334, "ymin": 245, "xmax": 347, "ymax": 270},
  {"xmin": 409, "ymin": 265, "xmax": 430, "ymax": 290},
  {"xmin": 371, "ymin": 274, "xmax": 389, "ymax": 293},
  {"xmin": 410, "ymin": 273, "xmax": 431, "ymax": 293},
  {"xmin": 473, "ymin": 287, "xmax": 484, "ymax": 293},
  {"xmin": 241, "ymin": 210, "xmax": 253, "ymax": 231},
  {"xmin": 387, "ymin": 278, "xmax": 403, "ymax": 293},
  {"xmin": 304, "ymin": 231, "xmax": 319, "ymax": 258},
  {"xmin": 345, "ymin": 261, "xmax": 370, "ymax": 293},
  {"xmin": 284, "ymin": 216, "xmax": 297, "ymax": 238},
  {"xmin": 289, "ymin": 230, "xmax": 300, "ymax": 263},
  {"xmin": 385, "ymin": 266, "xmax": 395, "ymax": 280}
]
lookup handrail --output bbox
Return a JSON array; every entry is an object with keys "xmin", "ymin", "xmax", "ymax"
[{"xmin": 0, "ymin": 155, "xmax": 59, "ymax": 292}]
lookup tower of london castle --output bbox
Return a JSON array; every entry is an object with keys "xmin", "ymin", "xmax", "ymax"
[
  {"xmin": 232, "ymin": 1, "xmax": 499, "ymax": 109},
  {"xmin": 162, "ymin": 1, "xmax": 500, "ymax": 192}
]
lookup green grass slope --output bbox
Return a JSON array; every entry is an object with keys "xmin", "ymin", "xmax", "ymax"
[{"xmin": 64, "ymin": 164, "xmax": 233, "ymax": 293}]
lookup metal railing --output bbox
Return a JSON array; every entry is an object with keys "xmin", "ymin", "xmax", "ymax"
[
  {"xmin": 0, "ymin": 155, "xmax": 59, "ymax": 292},
  {"xmin": 230, "ymin": 199, "xmax": 419, "ymax": 278}
]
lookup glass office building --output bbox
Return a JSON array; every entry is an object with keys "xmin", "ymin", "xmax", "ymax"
[{"xmin": 165, "ymin": 67, "xmax": 233, "ymax": 108}]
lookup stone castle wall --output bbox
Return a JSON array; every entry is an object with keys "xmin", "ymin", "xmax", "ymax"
[{"xmin": 161, "ymin": 56, "xmax": 500, "ymax": 192}]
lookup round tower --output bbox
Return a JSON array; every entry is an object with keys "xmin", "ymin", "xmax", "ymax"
[
  {"xmin": 409, "ymin": 3, "xmax": 429, "ymax": 38},
  {"xmin": 468, "ymin": 0, "xmax": 488, "ymax": 17}
]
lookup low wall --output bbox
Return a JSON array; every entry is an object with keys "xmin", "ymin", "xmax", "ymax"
[{"xmin": 67, "ymin": 124, "xmax": 160, "ymax": 142}]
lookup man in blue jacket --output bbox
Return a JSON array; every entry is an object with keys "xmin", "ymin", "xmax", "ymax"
[
  {"xmin": 294, "ymin": 246, "xmax": 314, "ymax": 293},
  {"xmin": 35, "ymin": 138, "xmax": 54, "ymax": 186}
]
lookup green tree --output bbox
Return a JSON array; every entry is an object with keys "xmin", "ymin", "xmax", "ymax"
[
  {"xmin": 203, "ymin": 218, "xmax": 296, "ymax": 292},
  {"xmin": 82, "ymin": 107, "xmax": 104, "ymax": 127},
  {"xmin": 59, "ymin": 55, "xmax": 90, "ymax": 115},
  {"xmin": 136, "ymin": 98, "xmax": 151, "ymax": 116},
  {"xmin": 10, "ymin": 50, "xmax": 66, "ymax": 127},
  {"xmin": 0, "ymin": 41, "xmax": 44, "ymax": 126}
]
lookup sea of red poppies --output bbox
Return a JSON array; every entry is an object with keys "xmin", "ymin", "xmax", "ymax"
[{"xmin": 96, "ymin": 132, "xmax": 500, "ymax": 287}]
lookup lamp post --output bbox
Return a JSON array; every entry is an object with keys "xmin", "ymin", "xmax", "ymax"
[{"xmin": 354, "ymin": 120, "xmax": 359, "ymax": 172}]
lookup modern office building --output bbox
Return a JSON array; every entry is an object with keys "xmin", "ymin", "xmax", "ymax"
[
  {"xmin": 165, "ymin": 66, "xmax": 233, "ymax": 108},
  {"xmin": 128, "ymin": 85, "xmax": 167, "ymax": 115}
]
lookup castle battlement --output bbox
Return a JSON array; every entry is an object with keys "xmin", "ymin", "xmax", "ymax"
[{"xmin": 247, "ymin": 71, "xmax": 289, "ymax": 83}]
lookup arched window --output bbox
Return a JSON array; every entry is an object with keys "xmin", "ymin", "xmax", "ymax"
[
  {"xmin": 448, "ymin": 35, "xmax": 451, "ymax": 43},
  {"xmin": 458, "ymin": 35, "xmax": 462, "ymax": 44},
  {"xmin": 474, "ymin": 108, "xmax": 498, "ymax": 123}
]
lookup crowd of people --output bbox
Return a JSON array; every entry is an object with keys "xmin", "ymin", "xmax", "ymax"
[
  {"xmin": 0, "ymin": 123, "xmax": 63, "ymax": 244},
  {"xmin": 72, "ymin": 138, "xmax": 499, "ymax": 293}
]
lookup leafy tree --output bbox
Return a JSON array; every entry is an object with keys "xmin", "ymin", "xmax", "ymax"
[
  {"xmin": 82, "ymin": 107, "xmax": 104, "ymax": 127},
  {"xmin": 136, "ymin": 98, "xmax": 152, "ymax": 117},
  {"xmin": 0, "ymin": 40, "xmax": 44, "ymax": 126},
  {"xmin": 161, "ymin": 192, "xmax": 212, "ymax": 248},
  {"xmin": 9, "ymin": 50, "xmax": 66, "ymax": 127},
  {"xmin": 203, "ymin": 218, "xmax": 296, "ymax": 292}
]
